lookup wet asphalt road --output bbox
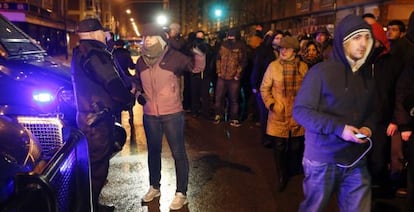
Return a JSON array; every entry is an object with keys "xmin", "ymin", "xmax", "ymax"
[{"xmin": 99, "ymin": 104, "xmax": 409, "ymax": 212}]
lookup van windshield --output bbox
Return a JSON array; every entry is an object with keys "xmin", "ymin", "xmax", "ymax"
[{"xmin": 0, "ymin": 15, "xmax": 45, "ymax": 57}]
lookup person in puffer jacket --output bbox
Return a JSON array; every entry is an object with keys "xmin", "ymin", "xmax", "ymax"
[
  {"xmin": 135, "ymin": 23, "xmax": 196, "ymax": 210},
  {"xmin": 293, "ymin": 14, "xmax": 376, "ymax": 211}
]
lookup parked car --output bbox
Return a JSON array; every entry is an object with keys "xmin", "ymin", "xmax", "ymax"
[{"xmin": 0, "ymin": 14, "xmax": 103, "ymax": 212}]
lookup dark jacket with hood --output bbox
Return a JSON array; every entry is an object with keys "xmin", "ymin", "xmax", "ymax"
[
  {"xmin": 394, "ymin": 11, "xmax": 414, "ymax": 132},
  {"xmin": 251, "ymin": 34, "xmax": 277, "ymax": 91},
  {"xmin": 293, "ymin": 15, "xmax": 376, "ymax": 164},
  {"xmin": 369, "ymin": 22, "xmax": 403, "ymax": 126}
]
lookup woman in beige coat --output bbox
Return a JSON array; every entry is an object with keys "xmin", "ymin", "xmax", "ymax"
[{"xmin": 260, "ymin": 36, "xmax": 308, "ymax": 191}]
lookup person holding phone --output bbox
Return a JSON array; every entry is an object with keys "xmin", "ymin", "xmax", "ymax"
[{"xmin": 293, "ymin": 14, "xmax": 376, "ymax": 211}]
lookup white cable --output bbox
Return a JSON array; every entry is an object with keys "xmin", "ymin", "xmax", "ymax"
[{"xmin": 336, "ymin": 137, "xmax": 372, "ymax": 168}]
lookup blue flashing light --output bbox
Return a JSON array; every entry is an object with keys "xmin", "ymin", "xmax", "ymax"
[{"xmin": 33, "ymin": 91, "xmax": 54, "ymax": 103}]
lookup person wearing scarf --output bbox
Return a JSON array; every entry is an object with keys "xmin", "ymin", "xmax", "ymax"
[
  {"xmin": 260, "ymin": 36, "xmax": 308, "ymax": 192},
  {"xmin": 134, "ymin": 23, "xmax": 195, "ymax": 210}
]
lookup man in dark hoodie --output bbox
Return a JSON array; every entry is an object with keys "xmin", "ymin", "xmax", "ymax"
[{"xmin": 293, "ymin": 14, "xmax": 375, "ymax": 211}]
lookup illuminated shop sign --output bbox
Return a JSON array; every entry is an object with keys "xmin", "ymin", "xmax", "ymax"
[{"xmin": 0, "ymin": 2, "xmax": 28, "ymax": 11}]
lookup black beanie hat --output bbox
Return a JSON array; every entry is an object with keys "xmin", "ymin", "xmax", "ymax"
[
  {"xmin": 141, "ymin": 23, "xmax": 168, "ymax": 42},
  {"xmin": 227, "ymin": 28, "xmax": 241, "ymax": 38}
]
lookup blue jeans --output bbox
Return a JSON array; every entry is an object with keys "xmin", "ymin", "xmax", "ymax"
[
  {"xmin": 143, "ymin": 112, "xmax": 189, "ymax": 194},
  {"xmin": 299, "ymin": 157, "xmax": 371, "ymax": 212},
  {"xmin": 214, "ymin": 78, "xmax": 240, "ymax": 120}
]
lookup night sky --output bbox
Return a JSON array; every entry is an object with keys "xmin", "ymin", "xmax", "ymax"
[{"xmin": 131, "ymin": 3, "xmax": 164, "ymax": 25}]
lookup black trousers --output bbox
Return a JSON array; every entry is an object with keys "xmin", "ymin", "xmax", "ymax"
[
  {"xmin": 271, "ymin": 135, "xmax": 304, "ymax": 190},
  {"xmin": 368, "ymin": 124, "xmax": 391, "ymax": 187},
  {"xmin": 191, "ymin": 73, "xmax": 202, "ymax": 115},
  {"xmin": 77, "ymin": 112, "xmax": 114, "ymax": 207},
  {"xmin": 403, "ymin": 138, "xmax": 414, "ymax": 210}
]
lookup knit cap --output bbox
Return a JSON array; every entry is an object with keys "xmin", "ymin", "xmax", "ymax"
[{"xmin": 141, "ymin": 23, "xmax": 168, "ymax": 42}]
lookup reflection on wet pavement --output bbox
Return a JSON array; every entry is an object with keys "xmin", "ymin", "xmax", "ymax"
[
  {"xmin": 99, "ymin": 104, "xmax": 408, "ymax": 212},
  {"xmin": 100, "ymin": 105, "xmax": 190, "ymax": 211},
  {"xmin": 100, "ymin": 103, "xmax": 272, "ymax": 212}
]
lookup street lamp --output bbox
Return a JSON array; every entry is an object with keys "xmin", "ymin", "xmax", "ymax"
[
  {"xmin": 212, "ymin": 6, "xmax": 224, "ymax": 31},
  {"xmin": 214, "ymin": 9, "xmax": 222, "ymax": 18},
  {"xmin": 156, "ymin": 14, "xmax": 168, "ymax": 26}
]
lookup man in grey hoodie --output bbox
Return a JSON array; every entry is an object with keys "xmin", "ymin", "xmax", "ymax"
[{"xmin": 293, "ymin": 14, "xmax": 375, "ymax": 211}]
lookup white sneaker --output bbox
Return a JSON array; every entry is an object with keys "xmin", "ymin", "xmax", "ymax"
[
  {"xmin": 229, "ymin": 119, "xmax": 241, "ymax": 127},
  {"xmin": 169, "ymin": 192, "xmax": 188, "ymax": 210},
  {"xmin": 141, "ymin": 186, "xmax": 160, "ymax": 203}
]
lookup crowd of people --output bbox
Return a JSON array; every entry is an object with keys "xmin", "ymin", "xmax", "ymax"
[{"xmin": 70, "ymin": 10, "xmax": 414, "ymax": 211}]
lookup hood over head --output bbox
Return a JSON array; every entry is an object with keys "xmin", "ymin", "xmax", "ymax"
[
  {"xmin": 227, "ymin": 28, "xmax": 241, "ymax": 39},
  {"xmin": 331, "ymin": 14, "xmax": 374, "ymax": 70}
]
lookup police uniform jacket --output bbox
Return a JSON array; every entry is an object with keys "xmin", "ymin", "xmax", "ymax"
[{"xmin": 71, "ymin": 40, "xmax": 132, "ymax": 114}]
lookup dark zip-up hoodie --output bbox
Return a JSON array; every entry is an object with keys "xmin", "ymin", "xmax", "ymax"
[{"xmin": 293, "ymin": 15, "xmax": 376, "ymax": 164}]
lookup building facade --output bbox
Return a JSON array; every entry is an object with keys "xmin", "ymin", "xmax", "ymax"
[
  {"xmin": 0, "ymin": 0, "xmax": 112, "ymax": 56},
  {"xmin": 171, "ymin": 0, "xmax": 414, "ymax": 39},
  {"xmin": 1, "ymin": 1, "xmax": 413, "ymax": 55}
]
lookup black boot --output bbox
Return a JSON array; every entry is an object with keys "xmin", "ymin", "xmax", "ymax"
[
  {"xmin": 273, "ymin": 138, "xmax": 288, "ymax": 192},
  {"xmin": 262, "ymin": 134, "xmax": 274, "ymax": 149}
]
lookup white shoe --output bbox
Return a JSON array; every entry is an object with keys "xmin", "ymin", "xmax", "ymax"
[
  {"xmin": 169, "ymin": 192, "xmax": 188, "ymax": 210},
  {"xmin": 229, "ymin": 119, "xmax": 241, "ymax": 127},
  {"xmin": 141, "ymin": 186, "xmax": 160, "ymax": 203}
]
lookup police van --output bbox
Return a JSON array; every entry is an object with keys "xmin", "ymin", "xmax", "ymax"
[{"xmin": 0, "ymin": 13, "xmax": 95, "ymax": 211}]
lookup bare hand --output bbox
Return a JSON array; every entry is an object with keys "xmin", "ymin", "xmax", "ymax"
[
  {"xmin": 401, "ymin": 131, "xmax": 412, "ymax": 142},
  {"xmin": 341, "ymin": 125, "xmax": 368, "ymax": 144},
  {"xmin": 359, "ymin": 127, "xmax": 372, "ymax": 137},
  {"xmin": 386, "ymin": 123, "xmax": 398, "ymax": 136}
]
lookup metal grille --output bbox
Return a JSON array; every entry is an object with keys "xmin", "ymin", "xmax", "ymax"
[
  {"xmin": 17, "ymin": 116, "xmax": 64, "ymax": 157},
  {"xmin": 50, "ymin": 149, "xmax": 76, "ymax": 212}
]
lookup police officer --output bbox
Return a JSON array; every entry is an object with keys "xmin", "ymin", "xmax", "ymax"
[{"xmin": 71, "ymin": 18, "xmax": 133, "ymax": 212}]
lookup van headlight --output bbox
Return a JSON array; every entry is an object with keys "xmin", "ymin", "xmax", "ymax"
[{"xmin": 33, "ymin": 91, "xmax": 54, "ymax": 103}]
